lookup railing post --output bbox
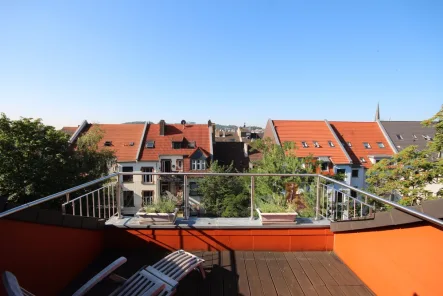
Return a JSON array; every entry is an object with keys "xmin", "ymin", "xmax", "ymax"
[
  {"xmin": 183, "ymin": 175, "xmax": 189, "ymax": 220},
  {"xmin": 250, "ymin": 176, "xmax": 255, "ymax": 220},
  {"xmin": 116, "ymin": 174, "xmax": 122, "ymax": 219},
  {"xmin": 315, "ymin": 175, "xmax": 320, "ymax": 220}
]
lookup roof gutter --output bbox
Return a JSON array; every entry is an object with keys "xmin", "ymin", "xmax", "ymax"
[
  {"xmin": 324, "ymin": 119, "xmax": 353, "ymax": 164},
  {"xmin": 68, "ymin": 120, "xmax": 88, "ymax": 144},
  {"xmin": 136, "ymin": 121, "xmax": 149, "ymax": 161},
  {"xmin": 209, "ymin": 121, "xmax": 214, "ymax": 159},
  {"xmin": 376, "ymin": 119, "xmax": 398, "ymax": 153},
  {"xmin": 268, "ymin": 119, "xmax": 281, "ymax": 146}
]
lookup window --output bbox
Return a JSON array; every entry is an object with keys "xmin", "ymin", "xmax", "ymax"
[
  {"xmin": 188, "ymin": 141, "xmax": 196, "ymax": 148},
  {"xmin": 301, "ymin": 141, "xmax": 309, "ymax": 148},
  {"xmin": 352, "ymin": 169, "xmax": 359, "ymax": 178},
  {"xmin": 376, "ymin": 159, "xmax": 382, "ymax": 163},
  {"xmin": 396, "ymin": 134, "xmax": 403, "ymax": 140},
  {"xmin": 122, "ymin": 166, "xmax": 133, "ymax": 182},
  {"xmin": 176, "ymin": 159, "xmax": 183, "ymax": 171},
  {"xmin": 347, "ymin": 142, "xmax": 352, "ymax": 147},
  {"xmin": 172, "ymin": 142, "xmax": 181, "ymax": 149},
  {"xmin": 146, "ymin": 140, "xmax": 155, "ymax": 148},
  {"xmin": 189, "ymin": 182, "xmax": 199, "ymax": 196},
  {"xmin": 321, "ymin": 162, "xmax": 329, "ymax": 171},
  {"xmin": 412, "ymin": 134, "xmax": 417, "ymax": 139},
  {"xmin": 313, "ymin": 141, "xmax": 320, "ymax": 148},
  {"xmin": 142, "ymin": 191, "xmax": 154, "ymax": 206},
  {"xmin": 104, "ymin": 141, "xmax": 112, "ymax": 146},
  {"xmin": 363, "ymin": 142, "xmax": 371, "ymax": 149},
  {"xmin": 424, "ymin": 135, "xmax": 433, "ymax": 141},
  {"xmin": 336, "ymin": 169, "xmax": 346, "ymax": 177},
  {"xmin": 141, "ymin": 167, "xmax": 154, "ymax": 183},
  {"xmin": 129, "ymin": 142, "xmax": 134, "ymax": 146},
  {"xmin": 377, "ymin": 142, "xmax": 385, "ymax": 148},
  {"xmin": 123, "ymin": 191, "xmax": 134, "ymax": 207},
  {"xmin": 350, "ymin": 190, "xmax": 357, "ymax": 198},
  {"xmin": 360, "ymin": 157, "xmax": 367, "ymax": 163},
  {"xmin": 161, "ymin": 160, "xmax": 172, "ymax": 172},
  {"xmin": 191, "ymin": 159, "xmax": 206, "ymax": 170},
  {"xmin": 328, "ymin": 141, "xmax": 335, "ymax": 147}
]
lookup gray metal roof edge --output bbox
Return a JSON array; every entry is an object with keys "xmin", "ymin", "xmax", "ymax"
[
  {"xmin": 268, "ymin": 118, "xmax": 281, "ymax": 146},
  {"xmin": 136, "ymin": 121, "xmax": 149, "ymax": 161},
  {"xmin": 324, "ymin": 119, "xmax": 353, "ymax": 164},
  {"xmin": 68, "ymin": 120, "xmax": 88, "ymax": 144},
  {"xmin": 376, "ymin": 119, "xmax": 398, "ymax": 153}
]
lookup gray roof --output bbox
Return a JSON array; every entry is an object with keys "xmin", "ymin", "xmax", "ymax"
[{"xmin": 380, "ymin": 121, "xmax": 436, "ymax": 151}]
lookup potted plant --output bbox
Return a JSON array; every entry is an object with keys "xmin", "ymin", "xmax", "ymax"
[
  {"xmin": 136, "ymin": 195, "xmax": 179, "ymax": 225},
  {"xmin": 256, "ymin": 193, "xmax": 298, "ymax": 225}
]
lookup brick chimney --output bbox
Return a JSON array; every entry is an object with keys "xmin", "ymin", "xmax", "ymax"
[{"xmin": 159, "ymin": 120, "xmax": 165, "ymax": 136}]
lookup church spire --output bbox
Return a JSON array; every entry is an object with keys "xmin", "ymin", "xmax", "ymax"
[{"xmin": 375, "ymin": 103, "xmax": 380, "ymax": 121}]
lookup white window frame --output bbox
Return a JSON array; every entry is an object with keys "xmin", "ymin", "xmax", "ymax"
[
  {"xmin": 313, "ymin": 141, "xmax": 320, "ymax": 148},
  {"xmin": 377, "ymin": 142, "xmax": 385, "ymax": 148},
  {"xmin": 141, "ymin": 167, "xmax": 154, "ymax": 183},
  {"xmin": 363, "ymin": 142, "xmax": 371, "ymax": 149},
  {"xmin": 360, "ymin": 157, "xmax": 367, "ymax": 163},
  {"xmin": 191, "ymin": 159, "xmax": 206, "ymax": 170},
  {"xmin": 328, "ymin": 141, "xmax": 335, "ymax": 147},
  {"xmin": 301, "ymin": 141, "xmax": 309, "ymax": 148},
  {"xmin": 347, "ymin": 142, "xmax": 352, "ymax": 147}
]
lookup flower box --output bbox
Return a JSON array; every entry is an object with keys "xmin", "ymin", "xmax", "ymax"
[
  {"xmin": 256, "ymin": 209, "xmax": 298, "ymax": 225},
  {"xmin": 136, "ymin": 208, "xmax": 179, "ymax": 225}
]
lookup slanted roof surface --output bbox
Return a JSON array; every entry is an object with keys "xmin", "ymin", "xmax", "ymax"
[
  {"xmin": 330, "ymin": 121, "xmax": 395, "ymax": 168},
  {"xmin": 272, "ymin": 120, "xmax": 351, "ymax": 164},
  {"xmin": 380, "ymin": 121, "xmax": 436, "ymax": 152}
]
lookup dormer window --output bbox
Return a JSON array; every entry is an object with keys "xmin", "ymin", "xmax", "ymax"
[
  {"xmin": 104, "ymin": 141, "xmax": 112, "ymax": 147},
  {"xmin": 313, "ymin": 141, "xmax": 320, "ymax": 148},
  {"xmin": 187, "ymin": 141, "xmax": 196, "ymax": 148},
  {"xmin": 360, "ymin": 157, "xmax": 367, "ymax": 163},
  {"xmin": 328, "ymin": 141, "xmax": 335, "ymax": 147},
  {"xmin": 145, "ymin": 140, "xmax": 155, "ymax": 148},
  {"xmin": 363, "ymin": 142, "xmax": 371, "ymax": 149},
  {"xmin": 301, "ymin": 141, "xmax": 309, "ymax": 148},
  {"xmin": 172, "ymin": 142, "xmax": 182, "ymax": 149},
  {"xmin": 377, "ymin": 142, "xmax": 385, "ymax": 148},
  {"xmin": 396, "ymin": 134, "xmax": 403, "ymax": 140}
]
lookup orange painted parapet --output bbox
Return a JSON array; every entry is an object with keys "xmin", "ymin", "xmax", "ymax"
[
  {"xmin": 105, "ymin": 227, "xmax": 333, "ymax": 251},
  {"xmin": 0, "ymin": 219, "xmax": 104, "ymax": 296},
  {"xmin": 334, "ymin": 225, "xmax": 443, "ymax": 296}
]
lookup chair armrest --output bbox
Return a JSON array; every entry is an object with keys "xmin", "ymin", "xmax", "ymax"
[{"xmin": 72, "ymin": 257, "xmax": 127, "ymax": 296}]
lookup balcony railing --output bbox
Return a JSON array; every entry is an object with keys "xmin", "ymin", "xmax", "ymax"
[{"xmin": 1, "ymin": 172, "xmax": 442, "ymax": 228}]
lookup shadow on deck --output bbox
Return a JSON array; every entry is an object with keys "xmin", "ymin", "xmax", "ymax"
[{"xmin": 62, "ymin": 249, "xmax": 373, "ymax": 296}]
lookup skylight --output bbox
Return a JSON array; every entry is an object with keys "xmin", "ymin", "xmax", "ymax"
[
  {"xmin": 360, "ymin": 157, "xmax": 367, "ymax": 163},
  {"xmin": 396, "ymin": 134, "xmax": 403, "ymax": 140},
  {"xmin": 188, "ymin": 141, "xmax": 196, "ymax": 148},
  {"xmin": 363, "ymin": 142, "xmax": 371, "ymax": 149},
  {"xmin": 104, "ymin": 141, "xmax": 112, "ymax": 146},
  {"xmin": 328, "ymin": 141, "xmax": 335, "ymax": 147},
  {"xmin": 302, "ymin": 141, "xmax": 309, "ymax": 148},
  {"xmin": 313, "ymin": 141, "xmax": 320, "ymax": 148},
  {"xmin": 413, "ymin": 134, "xmax": 417, "ymax": 139},
  {"xmin": 146, "ymin": 141, "xmax": 155, "ymax": 148},
  {"xmin": 129, "ymin": 142, "xmax": 134, "ymax": 146},
  {"xmin": 347, "ymin": 142, "xmax": 352, "ymax": 147},
  {"xmin": 377, "ymin": 142, "xmax": 385, "ymax": 148}
]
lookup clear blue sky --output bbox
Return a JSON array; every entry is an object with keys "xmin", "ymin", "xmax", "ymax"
[{"xmin": 0, "ymin": 1, "xmax": 442, "ymax": 128}]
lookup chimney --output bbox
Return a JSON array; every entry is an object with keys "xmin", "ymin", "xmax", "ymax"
[
  {"xmin": 159, "ymin": 120, "xmax": 165, "ymax": 136},
  {"xmin": 222, "ymin": 130, "xmax": 226, "ymax": 137}
]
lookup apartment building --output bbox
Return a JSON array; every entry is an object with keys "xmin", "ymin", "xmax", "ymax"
[{"xmin": 63, "ymin": 120, "xmax": 215, "ymax": 215}]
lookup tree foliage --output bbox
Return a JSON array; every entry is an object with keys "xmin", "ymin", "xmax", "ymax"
[
  {"xmin": 0, "ymin": 114, "xmax": 116, "ymax": 206},
  {"xmin": 422, "ymin": 104, "xmax": 443, "ymax": 157}
]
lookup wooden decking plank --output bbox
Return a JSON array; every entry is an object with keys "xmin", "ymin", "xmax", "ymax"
[
  {"xmin": 209, "ymin": 252, "xmax": 223, "ymax": 296},
  {"xmin": 284, "ymin": 252, "xmax": 318, "ymax": 296},
  {"xmin": 253, "ymin": 252, "xmax": 277, "ymax": 296},
  {"xmin": 264, "ymin": 252, "xmax": 291, "ymax": 296},
  {"xmin": 303, "ymin": 252, "xmax": 338, "ymax": 287},
  {"xmin": 244, "ymin": 252, "xmax": 264, "ymax": 296},
  {"xmin": 294, "ymin": 252, "xmax": 325, "ymax": 287},
  {"xmin": 315, "ymin": 253, "xmax": 348, "ymax": 286},
  {"xmin": 352, "ymin": 285, "xmax": 374, "ymax": 296},
  {"xmin": 314, "ymin": 285, "xmax": 333, "ymax": 296},
  {"xmin": 273, "ymin": 252, "xmax": 304, "ymax": 296},
  {"xmin": 221, "ymin": 251, "xmax": 237, "ymax": 296},
  {"xmin": 234, "ymin": 251, "xmax": 251, "ymax": 296},
  {"xmin": 339, "ymin": 286, "xmax": 357, "ymax": 296},
  {"xmin": 328, "ymin": 253, "xmax": 362, "ymax": 285},
  {"xmin": 325, "ymin": 285, "xmax": 345, "ymax": 296}
]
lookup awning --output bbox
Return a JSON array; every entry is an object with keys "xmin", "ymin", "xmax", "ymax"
[{"xmin": 317, "ymin": 156, "xmax": 330, "ymax": 162}]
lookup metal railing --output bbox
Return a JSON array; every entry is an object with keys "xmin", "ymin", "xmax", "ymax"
[{"xmin": 0, "ymin": 171, "xmax": 442, "ymax": 228}]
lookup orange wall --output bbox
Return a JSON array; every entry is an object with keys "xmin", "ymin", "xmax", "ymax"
[
  {"xmin": 0, "ymin": 219, "xmax": 104, "ymax": 296},
  {"xmin": 105, "ymin": 227, "xmax": 333, "ymax": 251},
  {"xmin": 334, "ymin": 225, "xmax": 443, "ymax": 296}
]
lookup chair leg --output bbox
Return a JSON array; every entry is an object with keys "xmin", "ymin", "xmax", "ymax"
[{"xmin": 198, "ymin": 264, "xmax": 206, "ymax": 279}]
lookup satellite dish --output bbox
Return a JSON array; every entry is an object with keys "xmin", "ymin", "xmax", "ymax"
[{"xmin": 181, "ymin": 120, "xmax": 186, "ymax": 125}]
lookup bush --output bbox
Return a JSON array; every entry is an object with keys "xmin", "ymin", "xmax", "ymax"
[{"xmin": 144, "ymin": 196, "xmax": 176, "ymax": 213}]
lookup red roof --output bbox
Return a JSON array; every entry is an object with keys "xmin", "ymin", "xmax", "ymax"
[
  {"xmin": 84, "ymin": 124, "xmax": 145, "ymax": 162},
  {"xmin": 139, "ymin": 124, "xmax": 211, "ymax": 161},
  {"xmin": 61, "ymin": 126, "xmax": 78, "ymax": 136},
  {"xmin": 272, "ymin": 120, "xmax": 351, "ymax": 164},
  {"xmin": 330, "ymin": 121, "xmax": 395, "ymax": 168}
]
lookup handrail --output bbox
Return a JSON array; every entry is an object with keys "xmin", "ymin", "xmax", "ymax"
[
  {"xmin": 0, "ymin": 173, "xmax": 118, "ymax": 218},
  {"xmin": 61, "ymin": 182, "xmax": 117, "ymax": 205},
  {"xmin": 319, "ymin": 175, "xmax": 443, "ymax": 227}
]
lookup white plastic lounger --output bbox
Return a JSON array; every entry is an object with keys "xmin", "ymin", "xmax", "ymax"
[{"xmin": 2, "ymin": 271, "xmax": 35, "ymax": 296}]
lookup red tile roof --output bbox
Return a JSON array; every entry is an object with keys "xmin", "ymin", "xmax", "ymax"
[
  {"xmin": 139, "ymin": 123, "xmax": 211, "ymax": 161},
  {"xmin": 61, "ymin": 126, "xmax": 78, "ymax": 136},
  {"xmin": 330, "ymin": 121, "xmax": 395, "ymax": 168},
  {"xmin": 272, "ymin": 120, "xmax": 351, "ymax": 164},
  {"xmin": 83, "ymin": 124, "xmax": 145, "ymax": 162}
]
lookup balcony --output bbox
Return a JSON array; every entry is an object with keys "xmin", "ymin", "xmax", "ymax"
[{"xmin": 1, "ymin": 172, "xmax": 442, "ymax": 296}]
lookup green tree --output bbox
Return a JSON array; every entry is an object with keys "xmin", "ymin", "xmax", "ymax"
[
  {"xmin": 0, "ymin": 114, "xmax": 116, "ymax": 206},
  {"xmin": 422, "ymin": 104, "xmax": 443, "ymax": 157},
  {"xmin": 198, "ymin": 161, "xmax": 249, "ymax": 217}
]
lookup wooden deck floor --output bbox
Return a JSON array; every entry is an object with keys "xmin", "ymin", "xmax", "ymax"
[
  {"xmin": 177, "ymin": 251, "xmax": 373, "ymax": 296},
  {"xmin": 63, "ymin": 250, "xmax": 373, "ymax": 296}
]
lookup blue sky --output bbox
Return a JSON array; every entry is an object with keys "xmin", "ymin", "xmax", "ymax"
[{"xmin": 0, "ymin": 1, "xmax": 442, "ymax": 128}]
